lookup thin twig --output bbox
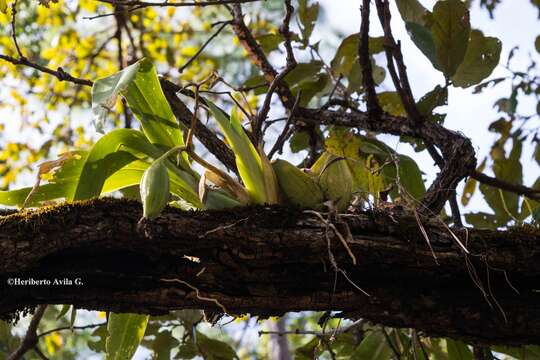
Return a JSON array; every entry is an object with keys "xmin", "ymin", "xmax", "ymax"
[
  {"xmin": 10, "ymin": 0, "xmax": 23, "ymax": 58},
  {"xmin": 179, "ymin": 21, "xmax": 231, "ymax": 74},
  {"xmin": 38, "ymin": 322, "xmax": 106, "ymax": 338},
  {"xmin": 254, "ymin": 0, "xmax": 296, "ymax": 143},
  {"xmin": 268, "ymin": 91, "xmax": 301, "ymax": 159}
]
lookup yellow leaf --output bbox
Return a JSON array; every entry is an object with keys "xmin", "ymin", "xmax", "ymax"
[{"xmin": 0, "ymin": 0, "xmax": 7, "ymax": 14}]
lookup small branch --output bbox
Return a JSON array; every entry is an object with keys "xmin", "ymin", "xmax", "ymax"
[
  {"xmin": 0, "ymin": 54, "xmax": 93, "ymax": 87},
  {"xmin": 268, "ymin": 91, "xmax": 301, "ymax": 159},
  {"xmin": 375, "ymin": 0, "xmax": 421, "ymax": 122},
  {"xmin": 10, "ymin": 0, "xmax": 23, "ymax": 58},
  {"xmin": 230, "ymin": 3, "xmax": 295, "ymax": 109},
  {"xmin": 7, "ymin": 305, "xmax": 47, "ymax": 360},
  {"xmin": 93, "ymin": 0, "xmax": 262, "ymax": 10},
  {"xmin": 449, "ymin": 193, "xmax": 463, "ymax": 227},
  {"xmin": 254, "ymin": 0, "xmax": 296, "ymax": 143},
  {"xmin": 358, "ymin": 0, "xmax": 382, "ymax": 117},
  {"xmin": 38, "ymin": 322, "xmax": 107, "ymax": 338},
  {"xmin": 471, "ymin": 171, "xmax": 540, "ymax": 202},
  {"xmin": 259, "ymin": 319, "xmax": 364, "ymax": 338},
  {"xmin": 178, "ymin": 20, "xmax": 232, "ymax": 74}
]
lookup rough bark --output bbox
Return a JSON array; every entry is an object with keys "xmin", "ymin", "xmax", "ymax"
[{"xmin": 1, "ymin": 199, "xmax": 539, "ymax": 346}]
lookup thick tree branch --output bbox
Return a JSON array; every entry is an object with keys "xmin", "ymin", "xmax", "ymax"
[
  {"xmin": 1, "ymin": 199, "xmax": 540, "ymax": 346},
  {"xmin": 160, "ymin": 78, "xmax": 238, "ymax": 174}
]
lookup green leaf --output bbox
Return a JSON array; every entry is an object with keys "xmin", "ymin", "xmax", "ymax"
[
  {"xmin": 377, "ymin": 91, "xmax": 406, "ymax": 116},
  {"xmin": 149, "ymin": 330, "xmax": 179, "ymax": 360},
  {"xmin": 289, "ymin": 131, "xmax": 310, "ymax": 153},
  {"xmin": 461, "ymin": 159, "xmax": 486, "ymax": 206},
  {"xmin": 0, "ymin": 151, "xmax": 87, "ymax": 207},
  {"xmin": 176, "ymin": 341, "xmax": 198, "ymax": 359},
  {"xmin": 195, "ymin": 331, "xmax": 237, "ymax": 360},
  {"xmin": 56, "ymin": 304, "xmax": 71, "ymax": 320},
  {"xmin": 397, "ymin": 155, "xmax": 426, "ymax": 200},
  {"xmin": 446, "ymin": 339, "xmax": 473, "ymax": 360},
  {"xmin": 92, "ymin": 61, "xmax": 140, "ymax": 132},
  {"xmin": 73, "ymin": 129, "xmax": 200, "ymax": 206},
  {"xmin": 298, "ymin": 0, "xmax": 319, "ymax": 45},
  {"xmin": 286, "ymin": 61, "xmax": 323, "ymax": 86},
  {"xmin": 465, "ymin": 212, "xmax": 500, "ymax": 229},
  {"xmin": 73, "ymin": 129, "xmax": 158, "ymax": 201},
  {"xmin": 295, "ymin": 337, "xmax": 320, "ymax": 360},
  {"xmin": 88, "ymin": 324, "xmax": 108, "ymax": 353},
  {"xmin": 452, "ymin": 30, "xmax": 502, "ymax": 88},
  {"xmin": 417, "ymin": 85, "xmax": 448, "ymax": 115},
  {"xmin": 0, "ymin": 184, "xmax": 68, "ymax": 207},
  {"xmin": 256, "ymin": 33, "xmax": 283, "ymax": 52},
  {"xmin": 431, "ymin": 0, "xmax": 471, "ymax": 77},
  {"xmin": 92, "ymin": 59, "xmax": 190, "ymax": 169},
  {"xmin": 479, "ymin": 139, "xmax": 522, "ymax": 223},
  {"xmin": 206, "ymin": 102, "xmax": 266, "ymax": 204},
  {"xmin": 331, "ymin": 34, "xmax": 384, "ymax": 74},
  {"xmin": 106, "ymin": 313, "xmax": 149, "ymax": 360},
  {"xmin": 0, "ymin": 0, "xmax": 7, "ymax": 13},
  {"xmin": 351, "ymin": 330, "xmax": 392, "ymax": 359},
  {"xmin": 535, "ymin": 35, "xmax": 540, "ymax": 54},
  {"xmin": 493, "ymin": 345, "xmax": 540, "ymax": 359},
  {"xmin": 102, "ymin": 160, "xmax": 149, "ymax": 194},
  {"xmin": 405, "ymin": 22, "xmax": 439, "ymax": 70},
  {"xmin": 396, "ymin": 0, "xmax": 430, "ymax": 25}
]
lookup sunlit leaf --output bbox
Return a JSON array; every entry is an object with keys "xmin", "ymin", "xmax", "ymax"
[
  {"xmin": 92, "ymin": 59, "xmax": 190, "ymax": 170},
  {"xmin": 377, "ymin": 91, "xmax": 406, "ymax": 116},
  {"xmin": 206, "ymin": 101, "xmax": 266, "ymax": 204},
  {"xmin": 106, "ymin": 313, "xmax": 148, "ymax": 360}
]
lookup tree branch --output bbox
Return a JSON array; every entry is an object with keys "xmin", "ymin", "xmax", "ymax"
[
  {"xmin": 160, "ymin": 78, "xmax": 238, "ymax": 174},
  {"xmin": 1, "ymin": 199, "xmax": 540, "ymax": 346},
  {"xmin": 358, "ymin": 0, "xmax": 382, "ymax": 117},
  {"xmin": 230, "ymin": 3, "xmax": 295, "ymax": 110},
  {"xmin": 7, "ymin": 305, "xmax": 47, "ymax": 360},
  {"xmin": 471, "ymin": 171, "xmax": 540, "ymax": 202},
  {"xmin": 0, "ymin": 55, "xmax": 93, "ymax": 87}
]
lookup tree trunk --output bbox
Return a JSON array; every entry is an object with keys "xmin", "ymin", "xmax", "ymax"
[{"xmin": 1, "ymin": 198, "xmax": 539, "ymax": 346}]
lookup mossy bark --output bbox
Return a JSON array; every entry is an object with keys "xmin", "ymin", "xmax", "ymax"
[{"xmin": 1, "ymin": 198, "xmax": 540, "ymax": 345}]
